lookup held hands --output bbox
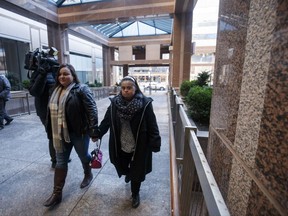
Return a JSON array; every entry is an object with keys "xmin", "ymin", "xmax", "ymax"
[{"xmin": 91, "ymin": 137, "xmax": 99, "ymax": 142}]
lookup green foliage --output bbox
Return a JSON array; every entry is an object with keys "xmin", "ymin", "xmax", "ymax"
[
  {"xmin": 87, "ymin": 80, "xmax": 102, "ymax": 87},
  {"xmin": 22, "ymin": 80, "xmax": 30, "ymax": 89},
  {"xmin": 185, "ymin": 86, "xmax": 212, "ymax": 123},
  {"xmin": 180, "ymin": 80, "xmax": 197, "ymax": 97},
  {"xmin": 196, "ymin": 70, "xmax": 211, "ymax": 87},
  {"xmin": 88, "ymin": 83, "xmax": 97, "ymax": 87},
  {"xmin": 94, "ymin": 79, "xmax": 102, "ymax": 87},
  {"xmin": 180, "ymin": 71, "xmax": 211, "ymax": 97},
  {"xmin": 7, "ymin": 73, "xmax": 20, "ymax": 91}
]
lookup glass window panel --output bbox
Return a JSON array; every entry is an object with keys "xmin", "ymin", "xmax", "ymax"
[
  {"xmin": 122, "ymin": 22, "xmax": 139, "ymax": 37},
  {"xmin": 192, "ymin": 53, "xmax": 214, "ymax": 63},
  {"xmin": 62, "ymin": 0, "xmax": 81, "ymax": 6},
  {"xmin": 69, "ymin": 54, "xmax": 92, "ymax": 84},
  {"xmin": 113, "ymin": 31, "xmax": 123, "ymax": 37},
  {"xmin": 138, "ymin": 22, "xmax": 155, "ymax": 35},
  {"xmin": 95, "ymin": 47, "xmax": 102, "ymax": 58},
  {"xmin": 95, "ymin": 57, "xmax": 103, "ymax": 84},
  {"xmin": 156, "ymin": 29, "xmax": 166, "ymax": 34},
  {"xmin": 49, "ymin": 0, "xmax": 58, "ymax": 4},
  {"xmin": 82, "ymin": 0, "xmax": 104, "ymax": 2}
]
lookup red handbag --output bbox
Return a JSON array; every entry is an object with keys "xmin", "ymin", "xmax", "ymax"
[{"xmin": 89, "ymin": 140, "xmax": 103, "ymax": 169}]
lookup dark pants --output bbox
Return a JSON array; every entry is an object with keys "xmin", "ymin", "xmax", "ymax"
[
  {"xmin": 39, "ymin": 114, "xmax": 56, "ymax": 162},
  {"xmin": 49, "ymin": 139, "xmax": 56, "ymax": 162},
  {"xmin": 120, "ymin": 150, "xmax": 141, "ymax": 195},
  {"xmin": 0, "ymin": 99, "xmax": 12, "ymax": 127}
]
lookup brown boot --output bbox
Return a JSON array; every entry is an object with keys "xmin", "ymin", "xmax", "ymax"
[
  {"xmin": 43, "ymin": 168, "xmax": 67, "ymax": 207},
  {"xmin": 80, "ymin": 163, "xmax": 93, "ymax": 188}
]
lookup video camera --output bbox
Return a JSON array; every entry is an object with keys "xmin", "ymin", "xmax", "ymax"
[{"xmin": 24, "ymin": 47, "xmax": 59, "ymax": 73}]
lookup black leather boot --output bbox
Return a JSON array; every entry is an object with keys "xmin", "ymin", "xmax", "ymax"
[
  {"xmin": 132, "ymin": 193, "xmax": 140, "ymax": 208},
  {"xmin": 131, "ymin": 181, "xmax": 141, "ymax": 208},
  {"xmin": 43, "ymin": 168, "xmax": 67, "ymax": 207},
  {"xmin": 80, "ymin": 163, "xmax": 93, "ymax": 188}
]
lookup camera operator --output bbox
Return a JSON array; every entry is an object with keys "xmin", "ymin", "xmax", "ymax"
[{"xmin": 26, "ymin": 48, "xmax": 71, "ymax": 168}]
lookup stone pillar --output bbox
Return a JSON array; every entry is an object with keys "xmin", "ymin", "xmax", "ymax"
[
  {"xmin": 171, "ymin": 12, "xmax": 192, "ymax": 88},
  {"xmin": 208, "ymin": 0, "xmax": 288, "ymax": 215},
  {"xmin": 102, "ymin": 45, "xmax": 111, "ymax": 86},
  {"xmin": 123, "ymin": 64, "xmax": 129, "ymax": 77},
  {"xmin": 46, "ymin": 21, "xmax": 69, "ymax": 64},
  {"xmin": 110, "ymin": 47, "xmax": 115, "ymax": 85}
]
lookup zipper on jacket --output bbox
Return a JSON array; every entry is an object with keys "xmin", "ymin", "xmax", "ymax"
[{"xmin": 110, "ymin": 102, "xmax": 118, "ymax": 157}]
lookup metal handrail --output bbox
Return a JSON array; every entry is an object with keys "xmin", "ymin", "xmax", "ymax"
[
  {"xmin": 168, "ymin": 90, "xmax": 180, "ymax": 216},
  {"xmin": 169, "ymin": 88, "xmax": 230, "ymax": 216},
  {"xmin": 7, "ymin": 87, "xmax": 113, "ymax": 116}
]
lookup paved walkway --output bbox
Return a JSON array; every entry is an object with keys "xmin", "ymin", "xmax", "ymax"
[{"xmin": 0, "ymin": 91, "xmax": 170, "ymax": 216}]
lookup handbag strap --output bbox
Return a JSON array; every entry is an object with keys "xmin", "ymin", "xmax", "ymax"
[{"xmin": 96, "ymin": 139, "xmax": 102, "ymax": 149}]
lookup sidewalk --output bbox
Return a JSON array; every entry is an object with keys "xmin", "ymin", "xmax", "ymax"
[{"xmin": 0, "ymin": 91, "xmax": 170, "ymax": 216}]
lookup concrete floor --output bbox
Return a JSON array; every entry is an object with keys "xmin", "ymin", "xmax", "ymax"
[{"xmin": 0, "ymin": 91, "xmax": 170, "ymax": 216}]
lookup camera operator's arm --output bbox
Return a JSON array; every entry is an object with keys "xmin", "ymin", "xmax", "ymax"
[{"xmin": 28, "ymin": 68, "xmax": 48, "ymax": 97}]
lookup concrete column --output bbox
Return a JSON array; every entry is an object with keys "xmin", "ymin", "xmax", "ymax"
[
  {"xmin": 171, "ymin": 12, "xmax": 192, "ymax": 88},
  {"xmin": 109, "ymin": 47, "xmax": 116, "ymax": 85},
  {"xmin": 123, "ymin": 64, "xmax": 129, "ymax": 77},
  {"xmin": 102, "ymin": 45, "xmax": 111, "ymax": 86},
  {"xmin": 46, "ymin": 21, "xmax": 69, "ymax": 64}
]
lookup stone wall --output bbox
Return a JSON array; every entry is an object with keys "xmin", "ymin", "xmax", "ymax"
[{"xmin": 208, "ymin": 0, "xmax": 288, "ymax": 215}]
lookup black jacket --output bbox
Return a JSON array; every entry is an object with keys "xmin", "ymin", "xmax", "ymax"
[
  {"xmin": 46, "ymin": 83, "xmax": 99, "ymax": 139},
  {"xmin": 28, "ymin": 69, "xmax": 55, "ymax": 124},
  {"xmin": 98, "ymin": 94, "xmax": 161, "ymax": 182},
  {"xmin": 0, "ymin": 75, "xmax": 11, "ymax": 101}
]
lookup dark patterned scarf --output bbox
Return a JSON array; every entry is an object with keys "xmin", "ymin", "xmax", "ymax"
[{"xmin": 115, "ymin": 94, "xmax": 143, "ymax": 120}]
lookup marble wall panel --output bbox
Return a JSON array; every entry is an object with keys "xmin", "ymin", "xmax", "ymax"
[
  {"xmin": 253, "ymin": 0, "xmax": 288, "ymax": 212},
  {"xmin": 247, "ymin": 182, "xmax": 280, "ymax": 216},
  {"xmin": 209, "ymin": 0, "xmax": 288, "ymax": 214},
  {"xmin": 210, "ymin": 0, "xmax": 250, "ymax": 143},
  {"xmin": 227, "ymin": 159, "xmax": 252, "ymax": 216},
  {"xmin": 207, "ymin": 129, "xmax": 232, "ymax": 200},
  {"xmin": 233, "ymin": 0, "xmax": 288, "ymax": 214}
]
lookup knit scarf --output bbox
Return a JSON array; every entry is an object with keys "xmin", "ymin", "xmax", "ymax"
[
  {"xmin": 49, "ymin": 83, "xmax": 75, "ymax": 153},
  {"xmin": 115, "ymin": 94, "xmax": 143, "ymax": 120}
]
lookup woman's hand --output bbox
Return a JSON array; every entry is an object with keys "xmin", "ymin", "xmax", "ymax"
[{"xmin": 91, "ymin": 137, "xmax": 98, "ymax": 142}]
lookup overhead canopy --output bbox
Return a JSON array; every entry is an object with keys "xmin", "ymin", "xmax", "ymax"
[{"xmin": 50, "ymin": 0, "xmax": 173, "ymax": 38}]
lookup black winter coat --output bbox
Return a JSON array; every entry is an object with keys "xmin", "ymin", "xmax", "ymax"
[
  {"xmin": 0, "ymin": 75, "xmax": 11, "ymax": 101},
  {"xmin": 46, "ymin": 83, "xmax": 99, "ymax": 139},
  {"xmin": 28, "ymin": 70, "xmax": 55, "ymax": 124},
  {"xmin": 98, "ymin": 94, "xmax": 161, "ymax": 182}
]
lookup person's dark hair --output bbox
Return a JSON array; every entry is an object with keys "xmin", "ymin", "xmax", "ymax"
[
  {"xmin": 55, "ymin": 63, "xmax": 80, "ymax": 86},
  {"xmin": 120, "ymin": 76, "xmax": 143, "ymax": 95}
]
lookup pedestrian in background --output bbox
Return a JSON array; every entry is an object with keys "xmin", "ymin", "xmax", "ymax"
[
  {"xmin": 43, "ymin": 63, "xmax": 98, "ymax": 207},
  {"xmin": 96, "ymin": 75, "xmax": 161, "ymax": 208},
  {"xmin": 0, "ymin": 74, "xmax": 13, "ymax": 130}
]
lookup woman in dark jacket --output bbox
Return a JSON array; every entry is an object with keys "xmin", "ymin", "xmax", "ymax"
[
  {"xmin": 97, "ymin": 76, "xmax": 161, "ymax": 208},
  {"xmin": 43, "ymin": 63, "xmax": 98, "ymax": 207}
]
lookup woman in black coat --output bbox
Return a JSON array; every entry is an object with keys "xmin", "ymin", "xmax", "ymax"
[{"xmin": 97, "ymin": 76, "xmax": 161, "ymax": 208}]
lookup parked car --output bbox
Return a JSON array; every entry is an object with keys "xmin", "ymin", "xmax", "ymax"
[{"xmin": 144, "ymin": 82, "xmax": 166, "ymax": 91}]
